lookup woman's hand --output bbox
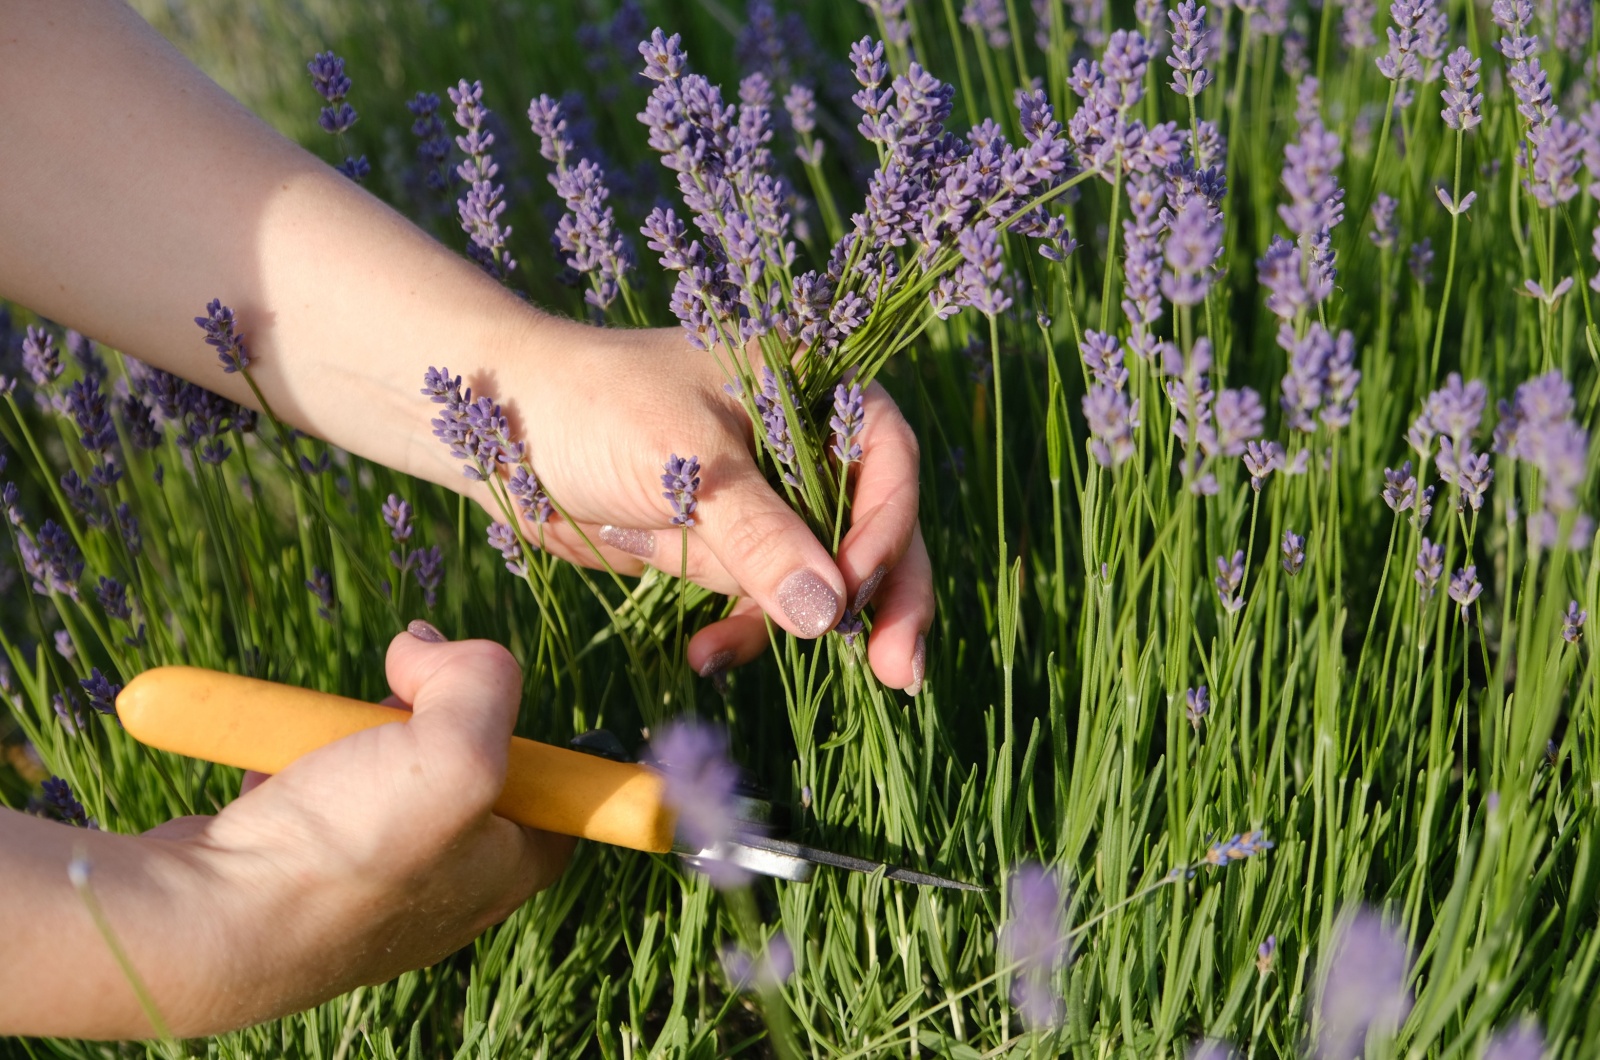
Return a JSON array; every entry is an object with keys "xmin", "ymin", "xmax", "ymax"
[
  {"xmin": 0, "ymin": 628, "xmax": 571, "ymax": 1039},
  {"xmin": 491, "ymin": 322, "xmax": 933, "ymax": 693}
]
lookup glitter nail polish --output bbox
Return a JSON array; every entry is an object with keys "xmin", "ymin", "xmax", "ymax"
[
  {"xmin": 851, "ymin": 563, "xmax": 888, "ymax": 614},
  {"xmin": 698, "ymin": 649, "xmax": 735, "ymax": 678},
  {"xmin": 407, "ymin": 618, "xmax": 447, "ymax": 643},
  {"xmin": 776, "ymin": 569, "xmax": 841, "ymax": 638},
  {"xmin": 599, "ymin": 524, "xmax": 656, "ymax": 558},
  {"xmin": 905, "ymin": 633, "xmax": 926, "ymax": 695}
]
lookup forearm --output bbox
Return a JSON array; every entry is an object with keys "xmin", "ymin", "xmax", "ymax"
[
  {"xmin": 0, "ymin": 0, "xmax": 586, "ymax": 491},
  {"xmin": 0, "ymin": 810, "xmax": 221, "ymax": 1038}
]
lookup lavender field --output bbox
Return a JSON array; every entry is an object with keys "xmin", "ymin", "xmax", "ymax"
[{"xmin": 3, "ymin": 0, "xmax": 1597, "ymax": 1055}]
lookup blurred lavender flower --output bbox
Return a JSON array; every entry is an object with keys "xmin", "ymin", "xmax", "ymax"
[
  {"xmin": 1343, "ymin": 0, "xmax": 1379, "ymax": 49},
  {"xmin": 486, "ymin": 522, "xmax": 527, "ymax": 577},
  {"xmin": 784, "ymin": 84, "xmax": 824, "ymax": 166},
  {"xmin": 1441, "ymin": 47, "xmax": 1483, "ymax": 130},
  {"xmin": 407, "ymin": 92, "xmax": 454, "ymax": 198},
  {"xmin": 1244, "ymin": 440, "xmax": 1284, "ymax": 491},
  {"xmin": 754, "ymin": 368, "xmax": 800, "ymax": 486},
  {"xmin": 54, "ymin": 629, "xmax": 75, "ymax": 661},
  {"xmin": 1257, "ymin": 936, "xmax": 1277, "ymax": 974},
  {"xmin": 1415, "ymin": 537, "xmax": 1444, "ymax": 597},
  {"xmin": 957, "ymin": 221, "xmax": 1013, "ymax": 316},
  {"xmin": 21, "ymin": 325, "xmax": 61, "ymax": 389},
  {"xmin": 1258, "ymin": 237, "xmax": 1315, "ymax": 319},
  {"xmin": 64, "ymin": 378, "xmax": 117, "ymax": 459},
  {"xmin": 1276, "ymin": 103, "xmax": 1345, "ymax": 309},
  {"xmin": 1185, "ymin": 685, "xmax": 1210, "ymax": 729},
  {"xmin": 414, "ymin": 545, "xmax": 444, "ymax": 609},
  {"xmin": 961, "ymin": 0, "xmax": 1011, "ymax": 48},
  {"xmin": 1084, "ymin": 384, "xmax": 1139, "ymax": 468},
  {"xmin": 1167, "ymin": 2, "xmax": 1215, "ymax": 99},
  {"xmin": 189, "ymin": 305, "xmax": 251, "ymax": 387},
  {"xmin": 307, "ymin": 51, "xmax": 367, "ymax": 180},
  {"xmin": 53, "ymin": 691, "xmax": 85, "ymax": 734},
  {"xmin": 1409, "ymin": 238, "xmax": 1434, "ymax": 284},
  {"xmin": 305, "ymin": 566, "xmax": 335, "ymax": 620},
  {"xmin": 1214, "ymin": 550, "xmax": 1245, "ymax": 613},
  {"xmin": 1122, "ymin": 175, "xmax": 1167, "ymax": 354},
  {"xmin": 1161, "ymin": 197, "xmax": 1222, "ymax": 307},
  {"xmin": 1496, "ymin": 371, "xmax": 1593, "ymax": 546},
  {"xmin": 652, "ymin": 718, "xmax": 747, "ymax": 887},
  {"xmin": 662, "ymin": 454, "xmax": 702, "ymax": 527},
  {"xmin": 1564, "ymin": 601, "xmax": 1587, "ymax": 644},
  {"xmin": 721, "ymin": 933, "xmax": 795, "ymax": 991},
  {"xmin": 999, "ymin": 863, "xmax": 1069, "ymax": 1030},
  {"xmin": 95, "ymin": 576, "xmax": 132, "ymax": 621},
  {"xmin": 1448, "ymin": 565, "xmax": 1482, "ymax": 620},
  {"xmin": 1313, "ymin": 908, "xmax": 1413, "ymax": 1060},
  {"xmin": 1370, "ymin": 193, "xmax": 1399, "ymax": 250},
  {"xmin": 1282, "ymin": 530, "xmax": 1306, "ymax": 575},
  {"xmin": 80, "ymin": 669, "xmax": 120, "ymax": 716},
  {"xmin": 382, "ymin": 494, "xmax": 414, "ymax": 544},
  {"xmin": 830, "ymin": 383, "xmax": 865, "ymax": 464},
  {"xmin": 858, "ymin": 0, "xmax": 912, "ymax": 46},
  {"xmin": 20, "ymin": 520, "xmax": 83, "ymax": 600},
  {"xmin": 1278, "ymin": 323, "xmax": 1360, "ymax": 432},
  {"xmin": 1384, "ymin": 463, "xmax": 1418, "ymax": 512},
  {"xmin": 1082, "ymin": 330, "xmax": 1128, "ymax": 390},
  {"xmin": 1205, "ymin": 831, "xmax": 1274, "ymax": 866},
  {"xmin": 1557, "ymin": 0, "xmax": 1593, "ymax": 58},
  {"xmin": 38, "ymin": 776, "xmax": 94, "ymax": 828},
  {"xmin": 1483, "ymin": 1022, "xmax": 1546, "ymax": 1060},
  {"xmin": 450, "ymin": 80, "xmax": 516, "ymax": 279}
]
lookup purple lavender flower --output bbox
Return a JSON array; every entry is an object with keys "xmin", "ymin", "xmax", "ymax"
[
  {"xmin": 1447, "ymin": 565, "xmax": 1483, "ymax": 621},
  {"xmin": 307, "ymin": 52, "xmax": 356, "ymax": 133},
  {"xmin": 652, "ymin": 718, "xmax": 747, "ymax": 887},
  {"xmin": 20, "ymin": 520, "xmax": 82, "ymax": 600},
  {"xmin": 1409, "ymin": 238, "xmax": 1435, "ymax": 284},
  {"xmin": 1441, "ymin": 47, "xmax": 1483, "ymax": 130},
  {"xmin": 54, "ymin": 629, "xmax": 75, "ymax": 661},
  {"xmin": 486, "ymin": 521, "xmax": 527, "ymax": 577},
  {"xmin": 1282, "ymin": 529, "xmax": 1306, "ymax": 575},
  {"xmin": 784, "ymin": 84, "xmax": 824, "ymax": 166},
  {"xmin": 1083, "ymin": 384, "xmax": 1140, "ymax": 468},
  {"xmin": 1244, "ymin": 440, "xmax": 1284, "ymax": 491},
  {"xmin": 956, "ymin": 222, "xmax": 1012, "ymax": 316},
  {"xmin": 528, "ymin": 94, "xmax": 633, "ymax": 310},
  {"xmin": 422, "ymin": 367, "xmax": 525, "ymax": 481},
  {"xmin": 508, "ymin": 465, "xmax": 554, "ymax": 524},
  {"xmin": 1377, "ymin": 1, "xmax": 1439, "ymax": 85},
  {"xmin": 1214, "ymin": 550, "xmax": 1245, "ymax": 613},
  {"xmin": 414, "ymin": 545, "xmax": 444, "ymax": 608},
  {"xmin": 1185, "ymin": 685, "xmax": 1210, "ymax": 728},
  {"xmin": 1258, "ymin": 237, "xmax": 1316, "ymax": 319},
  {"xmin": 53, "ymin": 691, "xmax": 85, "ymax": 734},
  {"xmin": 830, "ymin": 383, "xmax": 865, "ymax": 464},
  {"xmin": 408, "ymin": 92, "xmax": 453, "ymax": 196},
  {"xmin": 1557, "ymin": 0, "xmax": 1593, "ymax": 58},
  {"xmin": 1383, "ymin": 463, "xmax": 1418, "ymax": 512},
  {"xmin": 639, "ymin": 27, "xmax": 688, "ymax": 82},
  {"xmin": 721, "ymin": 933, "xmax": 795, "ymax": 992},
  {"xmin": 450, "ymin": 80, "xmax": 516, "ymax": 279},
  {"xmin": 1278, "ymin": 113, "xmax": 1345, "ymax": 243},
  {"xmin": 1257, "ymin": 936, "xmax": 1277, "ymax": 973},
  {"xmin": 80, "ymin": 669, "xmax": 120, "ymax": 716},
  {"xmin": 63, "ymin": 378, "xmax": 117, "ymax": 457},
  {"xmin": 1167, "ymin": 2, "xmax": 1215, "ymax": 98},
  {"xmin": 1082, "ymin": 330, "xmax": 1128, "ymax": 390},
  {"xmin": 194, "ymin": 299, "xmax": 251, "ymax": 374},
  {"xmin": 858, "ymin": 0, "xmax": 912, "ymax": 46},
  {"xmin": 305, "ymin": 566, "xmax": 335, "ymax": 620},
  {"xmin": 95, "ymin": 576, "xmax": 132, "ymax": 621},
  {"xmin": 661, "ymin": 454, "xmax": 701, "ymax": 528},
  {"xmin": 382, "ymin": 494, "xmax": 414, "ymax": 544},
  {"xmin": 21, "ymin": 325, "xmax": 61, "ymax": 389},
  {"xmin": 1343, "ymin": 0, "xmax": 1379, "ymax": 49},
  {"xmin": 38, "ymin": 776, "xmax": 94, "ymax": 828},
  {"xmin": 1314, "ymin": 907, "xmax": 1413, "ymax": 1060},
  {"xmin": 1497, "ymin": 372, "xmax": 1592, "ymax": 530},
  {"xmin": 1370, "ymin": 194, "xmax": 1399, "ymax": 250},
  {"xmin": 999, "ymin": 863, "xmax": 1068, "ymax": 1030},
  {"xmin": 1161, "ymin": 197, "xmax": 1222, "ymax": 307},
  {"xmin": 1564, "ymin": 600, "xmax": 1588, "ymax": 643},
  {"xmin": 1205, "ymin": 830, "xmax": 1274, "ymax": 866},
  {"xmin": 1121, "ymin": 174, "xmax": 1167, "ymax": 351},
  {"xmin": 1415, "ymin": 537, "xmax": 1444, "ymax": 596},
  {"xmin": 961, "ymin": 0, "xmax": 1011, "ymax": 48},
  {"xmin": 1278, "ymin": 323, "xmax": 1360, "ymax": 432}
]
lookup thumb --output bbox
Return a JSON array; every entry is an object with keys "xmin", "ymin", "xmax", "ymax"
[
  {"xmin": 384, "ymin": 625, "xmax": 523, "ymax": 802},
  {"xmin": 690, "ymin": 454, "xmax": 845, "ymax": 639}
]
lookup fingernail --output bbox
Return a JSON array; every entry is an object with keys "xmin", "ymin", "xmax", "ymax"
[
  {"xmin": 904, "ymin": 633, "xmax": 926, "ymax": 696},
  {"xmin": 851, "ymin": 564, "xmax": 888, "ymax": 614},
  {"xmin": 698, "ymin": 649, "xmax": 735, "ymax": 679},
  {"xmin": 407, "ymin": 619, "xmax": 448, "ymax": 643},
  {"xmin": 599, "ymin": 524, "xmax": 656, "ymax": 558},
  {"xmin": 776, "ymin": 569, "xmax": 841, "ymax": 638}
]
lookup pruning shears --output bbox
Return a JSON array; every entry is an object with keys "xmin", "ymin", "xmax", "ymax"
[{"xmin": 117, "ymin": 667, "xmax": 982, "ymax": 892}]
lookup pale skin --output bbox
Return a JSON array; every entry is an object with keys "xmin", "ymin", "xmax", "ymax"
[{"xmin": 0, "ymin": 0, "xmax": 934, "ymax": 1039}]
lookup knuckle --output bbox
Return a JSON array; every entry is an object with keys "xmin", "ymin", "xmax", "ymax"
[{"xmin": 715, "ymin": 505, "xmax": 798, "ymax": 573}]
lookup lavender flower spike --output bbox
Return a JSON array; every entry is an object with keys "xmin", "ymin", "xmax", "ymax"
[
  {"xmin": 1184, "ymin": 685, "xmax": 1210, "ymax": 729},
  {"xmin": 1214, "ymin": 550, "xmax": 1245, "ymax": 613},
  {"xmin": 39, "ymin": 776, "xmax": 94, "ymax": 828},
  {"xmin": 651, "ymin": 718, "xmax": 747, "ymax": 888},
  {"xmin": 487, "ymin": 521, "xmax": 527, "ymax": 577},
  {"xmin": 830, "ymin": 383, "xmax": 865, "ymax": 464},
  {"xmin": 1282, "ymin": 530, "xmax": 1306, "ymax": 575},
  {"xmin": 1314, "ymin": 907, "xmax": 1413, "ymax": 1060},
  {"xmin": 1448, "ymin": 565, "xmax": 1482, "ymax": 620},
  {"xmin": 1441, "ymin": 47, "xmax": 1483, "ymax": 130},
  {"xmin": 1205, "ymin": 831, "xmax": 1274, "ymax": 866},
  {"xmin": 1415, "ymin": 537, "xmax": 1444, "ymax": 597},
  {"xmin": 998, "ymin": 863, "xmax": 1069, "ymax": 1030},
  {"xmin": 194, "ymin": 299, "xmax": 251, "ymax": 373},
  {"xmin": 1563, "ymin": 600, "xmax": 1587, "ymax": 643},
  {"xmin": 661, "ymin": 454, "xmax": 702, "ymax": 527},
  {"xmin": 307, "ymin": 51, "xmax": 357, "ymax": 134},
  {"xmin": 1167, "ymin": 2, "xmax": 1214, "ymax": 99}
]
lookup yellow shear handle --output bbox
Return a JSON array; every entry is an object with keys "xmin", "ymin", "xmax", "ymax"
[{"xmin": 117, "ymin": 666, "xmax": 676, "ymax": 854}]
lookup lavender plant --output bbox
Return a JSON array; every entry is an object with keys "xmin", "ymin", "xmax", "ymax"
[{"xmin": 5, "ymin": 0, "xmax": 1600, "ymax": 1055}]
